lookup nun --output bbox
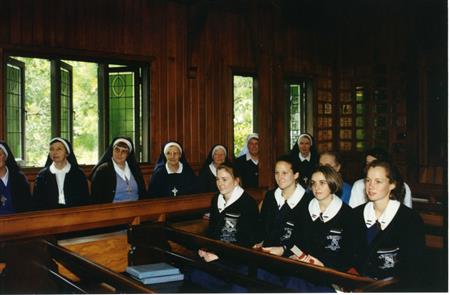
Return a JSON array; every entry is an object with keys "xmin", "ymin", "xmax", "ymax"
[
  {"xmin": 289, "ymin": 133, "xmax": 318, "ymax": 188},
  {"xmin": 90, "ymin": 137, "xmax": 146, "ymax": 203},
  {"xmin": 234, "ymin": 133, "xmax": 259, "ymax": 188},
  {"xmin": 0, "ymin": 141, "xmax": 32, "ymax": 214},
  {"xmin": 32, "ymin": 137, "xmax": 90, "ymax": 210},
  {"xmin": 147, "ymin": 141, "xmax": 198, "ymax": 197},
  {"xmin": 198, "ymin": 144, "xmax": 231, "ymax": 193}
]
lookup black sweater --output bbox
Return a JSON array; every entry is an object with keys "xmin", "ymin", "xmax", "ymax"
[
  {"xmin": 207, "ymin": 191, "xmax": 259, "ymax": 247},
  {"xmin": 350, "ymin": 203, "xmax": 426, "ymax": 290},
  {"xmin": 293, "ymin": 200, "xmax": 353, "ymax": 271},
  {"xmin": 32, "ymin": 166, "xmax": 90, "ymax": 210},
  {"xmin": 90, "ymin": 161, "xmax": 146, "ymax": 203},
  {"xmin": 256, "ymin": 188, "xmax": 312, "ymax": 251}
]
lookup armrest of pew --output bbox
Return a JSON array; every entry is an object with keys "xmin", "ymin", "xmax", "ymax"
[
  {"xmin": 40, "ymin": 239, "xmax": 153, "ymax": 294},
  {"xmin": 128, "ymin": 223, "xmax": 396, "ymax": 292}
]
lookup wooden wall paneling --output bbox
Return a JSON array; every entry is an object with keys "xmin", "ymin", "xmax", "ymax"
[
  {"xmin": 0, "ymin": 0, "xmax": 11, "ymax": 43},
  {"xmin": 0, "ymin": 49, "xmax": 4, "ymax": 139}
]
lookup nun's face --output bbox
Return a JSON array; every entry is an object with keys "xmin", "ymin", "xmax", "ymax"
[
  {"xmin": 113, "ymin": 145, "xmax": 129, "ymax": 166},
  {"xmin": 298, "ymin": 137, "xmax": 311, "ymax": 156},
  {"xmin": 212, "ymin": 149, "xmax": 226, "ymax": 166},
  {"xmin": 247, "ymin": 138, "xmax": 259, "ymax": 156},
  {"xmin": 165, "ymin": 146, "xmax": 181, "ymax": 167},
  {"xmin": 0, "ymin": 149, "xmax": 6, "ymax": 170},
  {"xmin": 50, "ymin": 142, "xmax": 68, "ymax": 163}
]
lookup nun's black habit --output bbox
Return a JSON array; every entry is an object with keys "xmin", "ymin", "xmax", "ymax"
[
  {"xmin": 198, "ymin": 144, "xmax": 232, "ymax": 193},
  {"xmin": 0, "ymin": 141, "xmax": 32, "ymax": 214},
  {"xmin": 148, "ymin": 141, "xmax": 198, "ymax": 197},
  {"xmin": 32, "ymin": 138, "xmax": 90, "ymax": 210},
  {"xmin": 288, "ymin": 133, "xmax": 318, "ymax": 188},
  {"xmin": 90, "ymin": 137, "xmax": 146, "ymax": 203}
]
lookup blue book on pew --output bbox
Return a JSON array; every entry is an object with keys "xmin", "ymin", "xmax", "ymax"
[
  {"xmin": 126, "ymin": 262, "xmax": 180, "ymax": 279},
  {"xmin": 140, "ymin": 273, "xmax": 184, "ymax": 285}
]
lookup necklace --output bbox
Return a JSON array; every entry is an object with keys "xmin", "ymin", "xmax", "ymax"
[{"xmin": 125, "ymin": 176, "xmax": 132, "ymax": 193}]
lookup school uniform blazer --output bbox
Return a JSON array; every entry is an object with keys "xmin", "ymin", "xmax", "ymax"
[
  {"xmin": 207, "ymin": 191, "xmax": 259, "ymax": 247},
  {"xmin": 9, "ymin": 170, "xmax": 32, "ymax": 212},
  {"xmin": 91, "ymin": 161, "xmax": 146, "ymax": 203},
  {"xmin": 293, "ymin": 198, "xmax": 353, "ymax": 271},
  {"xmin": 32, "ymin": 166, "xmax": 90, "ymax": 210},
  {"xmin": 234, "ymin": 155, "xmax": 259, "ymax": 188},
  {"xmin": 256, "ymin": 187, "xmax": 313, "ymax": 251},
  {"xmin": 351, "ymin": 203, "xmax": 426, "ymax": 289}
]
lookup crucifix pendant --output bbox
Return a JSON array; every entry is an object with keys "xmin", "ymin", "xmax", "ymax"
[
  {"xmin": 1, "ymin": 195, "xmax": 6, "ymax": 207},
  {"xmin": 125, "ymin": 178, "xmax": 132, "ymax": 193},
  {"xmin": 171, "ymin": 187, "xmax": 178, "ymax": 197}
]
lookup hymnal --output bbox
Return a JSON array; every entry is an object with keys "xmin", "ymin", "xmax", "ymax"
[{"xmin": 126, "ymin": 262, "xmax": 180, "ymax": 279}]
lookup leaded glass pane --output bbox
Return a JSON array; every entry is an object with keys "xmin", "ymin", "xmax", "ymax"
[
  {"xmin": 109, "ymin": 72, "xmax": 135, "ymax": 142},
  {"xmin": 60, "ymin": 67, "xmax": 71, "ymax": 140},
  {"xmin": 6, "ymin": 63, "xmax": 23, "ymax": 160},
  {"xmin": 340, "ymin": 141, "xmax": 352, "ymax": 151},
  {"xmin": 356, "ymin": 116, "xmax": 364, "ymax": 127}
]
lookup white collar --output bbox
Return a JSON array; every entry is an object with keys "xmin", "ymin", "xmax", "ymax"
[
  {"xmin": 274, "ymin": 183, "xmax": 306, "ymax": 209},
  {"xmin": 112, "ymin": 159, "xmax": 131, "ymax": 181},
  {"xmin": 208, "ymin": 162, "xmax": 218, "ymax": 176},
  {"xmin": 299, "ymin": 153, "xmax": 311, "ymax": 162},
  {"xmin": 308, "ymin": 194, "xmax": 342, "ymax": 222},
  {"xmin": 166, "ymin": 162, "xmax": 183, "ymax": 174},
  {"xmin": 0, "ymin": 167, "xmax": 9, "ymax": 186},
  {"xmin": 217, "ymin": 186, "xmax": 244, "ymax": 213},
  {"xmin": 363, "ymin": 200, "xmax": 401, "ymax": 230},
  {"xmin": 245, "ymin": 152, "xmax": 259, "ymax": 165},
  {"xmin": 49, "ymin": 162, "xmax": 71, "ymax": 174}
]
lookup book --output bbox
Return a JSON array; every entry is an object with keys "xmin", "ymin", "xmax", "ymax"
[
  {"xmin": 126, "ymin": 262, "xmax": 180, "ymax": 279},
  {"xmin": 140, "ymin": 273, "xmax": 184, "ymax": 285}
]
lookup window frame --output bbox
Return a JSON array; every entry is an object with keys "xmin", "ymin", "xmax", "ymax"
[
  {"xmin": 5, "ymin": 57, "xmax": 26, "ymax": 162},
  {"xmin": 284, "ymin": 77, "xmax": 314, "ymax": 151},
  {"xmin": 232, "ymin": 71, "xmax": 259, "ymax": 157},
  {"xmin": 51, "ymin": 60, "xmax": 74, "ymax": 142},
  {"xmin": 1, "ymin": 48, "xmax": 153, "ymax": 166}
]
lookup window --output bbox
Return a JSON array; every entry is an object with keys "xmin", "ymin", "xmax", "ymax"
[
  {"xmin": 6, "ymin": 59, "xmax": 25, "ymax": 161},
  {"xmin": 354, "ymin": 86, "xmax": 366, "ymax": 151},
  {"xmin": 4, "ymin": 54, "xmax": 149, "ymax": 166},
  {"xmin": 233, "ymin": 74, "xmax": 258, "ymax": 157},
  {"xmin": 315, "ymin": 67, "xmax": 334, "ymax": 151},
  {"xmin": 286, "ymin": 79, "xmax": 313, "ymax": 149}
]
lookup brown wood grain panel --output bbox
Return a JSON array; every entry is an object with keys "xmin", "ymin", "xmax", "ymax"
[
  {"xmin": 58, "ymin": 231, "xmax": 129, "ymax": 276},
  {"xmin": 0, "ymin": 0, "xmax": 445, "ymax": 189}
]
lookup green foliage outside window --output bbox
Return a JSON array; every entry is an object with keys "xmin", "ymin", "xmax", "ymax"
[
  {"xmin": 14, "ymin": 57, "xmax": 98, "ymax": 166},
  {"xmin": 233, "ymin": 76, "xmax": 254, "ymax": 157}
]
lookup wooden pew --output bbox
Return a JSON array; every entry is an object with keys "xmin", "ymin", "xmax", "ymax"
[
  {"xmin": 128, "ymin": 222, "xmax": 400, "ymax": 292},
  {"xmin": 42, "ymin": 239, "xmax": 153, "ymax": 293}
]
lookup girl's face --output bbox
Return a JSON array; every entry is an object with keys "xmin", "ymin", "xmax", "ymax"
[
  {"xmin": 0, "ymin": 149, "xmax": 6, "ymax": 170},
  {"xmin": 165, "ymin": 146, "xmax": 181, "ymax": 167},
  {"xmin": 275, "ymin": 161, "xmax": 299, "ymax": 191},
  {"xmin": 216, "ymin": 168, "xmax": 238, "ymax": 196},
  {"xmin": 319, "ymin": 154, "xmax": 341, "ymax": 172},
  {"xmin": 50, "ymin": 142, "xmax": 68, "ymax": 163},
  {"xmin": 298, "ymin": 137, "xmax": 311, "ymax": 155},
  {"xmin": 365, "ymin": 166, "xmax": 395, "ymax": 202},
  {"xmin": 112, "ymin": 145, "xmax": 129, "ymax": 166},
  {"xmin": 212, "ymin": 149, "xmax": 226, "ymax": 166},
  {"xmin": 311, "ymin": 172, "xmax": 332, "ymax": 201}
]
